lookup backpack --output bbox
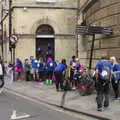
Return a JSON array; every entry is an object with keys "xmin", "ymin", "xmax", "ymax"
[
  {"xmin": 100, "ymin": 62, "xmax": 111, "ymax": 81},
  {"xmin": 112, "ymin": 71, "xmax": 120, "ymax": 81}
]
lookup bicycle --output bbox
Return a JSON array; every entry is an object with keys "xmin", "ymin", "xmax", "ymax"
[{"xmin": 76, "ymin": 66, "xmax": 95, "ymax": 95}]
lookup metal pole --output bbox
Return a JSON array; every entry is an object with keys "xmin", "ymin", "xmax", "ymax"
[
  {"xmin": 0, "ymin": 13, "xmax": 9, "ymax": 25},
  {"xmin": 13, "ymin": 46, "xmax": 15, "ymax": 81},
  {"xmin": 13, "ymin": 28, "xmax": 16, "ymax": 81},
  {"xmin": 89, "ymin": 34, "xmax": 95, "ymax": 70},
  {"xmin": 9, "ymin": 0, "xmax": 16, "ymax": 81},
  {"xmin": 76, "ymin": 0, "xmax": 80, "ymax": 58},
  {"xmin": 9, "ymin": 0, "xmax": 12, "ymax": 63},
  {"xmin": 1, "ymin": 4, "xmax": 4, "ymax": 60}
]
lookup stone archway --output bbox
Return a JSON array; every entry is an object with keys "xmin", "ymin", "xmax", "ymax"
[
  {"xmin": 36, "ymin": 24, "xmax": 55, "ymax": 60},
  {"xmin": 30, "ymin": 17, "xmax": 60, "ymax": 35}
]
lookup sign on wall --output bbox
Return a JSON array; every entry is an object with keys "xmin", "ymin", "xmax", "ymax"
[
  {"xmin": 36, "ymin": 0, "xmax": 56, "ymax": 2},
  {"xmin": 76, "ymin": 25, "xmax": 112, "ymax": 35},
  {"xmin": 10, "ymin": 35, "xmax": 18, "ymax": 45}
]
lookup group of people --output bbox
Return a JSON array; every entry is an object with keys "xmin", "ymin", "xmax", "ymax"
[
  {"xmin": 24, "ymin": 56, "xmax": 67, "ymax": 92},
  {"xmin": 8, "ymin": 55, "xmax": 120, "ymax": 112},
  {"xmin": 2, "ymin": 55, "xmax": 82, "ymax": 92},
  {"xmin": 21, "ymin": 55, "xmax": 82, "ymax": 92},
  {"xmin": 0, "ymin": 54, "xmax": 120, "ymax": 112},
  {"xmin": 95, "ymin": 56, "xmax": 120, "ymax": 111}
]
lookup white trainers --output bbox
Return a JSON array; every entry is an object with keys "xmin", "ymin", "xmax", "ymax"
[{"xmin": 72, "ymin": 87, "xmax": 76, "ymax": 90}]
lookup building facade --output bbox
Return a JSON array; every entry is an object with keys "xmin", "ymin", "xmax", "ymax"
[
  {"xmin": 0, "ymin": 0, "xmax": 120, "ymax": 67},
  {"xmin": 1, "ymin": 0, "xmax": 79, "ymax": 62},
  {"xmin": 78, "ymin": 0, "xmax": 120, "ymax": 67}
]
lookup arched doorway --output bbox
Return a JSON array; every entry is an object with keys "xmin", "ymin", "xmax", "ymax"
[{"xmin": 36, "ymin": 24, "xmax": 55, "ymax": 60}]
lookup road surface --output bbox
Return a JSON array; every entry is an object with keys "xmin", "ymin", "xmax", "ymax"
[{"xmin": 0, "ymin": 90, "xmax": 84, "ymax": 120}]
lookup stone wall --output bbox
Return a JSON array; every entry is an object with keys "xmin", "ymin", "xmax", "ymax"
[{"xmin": 81, "ymin": 0, "xmax": 120, "ymax": 67}]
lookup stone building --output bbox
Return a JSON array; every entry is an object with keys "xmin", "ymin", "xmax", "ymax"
[
  {"xmin": 0, "ymin": 0, "xmax": 120, "ymax": 67},
  {"xmin": 1, "ymin": 0, "xmax": 78, "ymax": 62},
  {"xmin": 78, "ymin": 0, "xmax": 120, "ymax": 67}
]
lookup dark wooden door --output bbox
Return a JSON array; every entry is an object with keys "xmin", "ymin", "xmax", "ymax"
[{"xmin": 36, "ymin": 38, "xmax": 54, "ymax": 60}]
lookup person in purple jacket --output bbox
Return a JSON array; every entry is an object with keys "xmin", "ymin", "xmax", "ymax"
[
  {"xmin": 16, "ymin": 58, "xmax": 24, "ymax": 80},
  {"xmin": 69, "ymin": 56, "xmax": 76, "ymax": 86}
]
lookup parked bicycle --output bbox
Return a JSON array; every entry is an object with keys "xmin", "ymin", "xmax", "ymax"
[{"xmin": 74, "ymin": 66, "xmax": 95, "ymax": 95}]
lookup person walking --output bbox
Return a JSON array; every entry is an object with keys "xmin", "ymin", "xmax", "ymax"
[
  {"xmin": 95, "ymin": 56, "xmax": 112, "ymax": 111},
  {"xmin": 110, "ymin": 56, "xmax": 120, "ymax": 99},
  {"xmin": 54, "ymin": 59, "xmax": 67, "ymax": 92}
]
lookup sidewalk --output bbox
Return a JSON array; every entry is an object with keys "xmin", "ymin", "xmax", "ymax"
[{"xmin": 5, "ymin": 80, "xmax": 120, "ymax": 120}]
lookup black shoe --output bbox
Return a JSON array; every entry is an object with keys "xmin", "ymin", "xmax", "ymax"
[
  {"xmin": 104, "ymin": 104, "xmax": 109, "ymax": 108},
  {"xmin": 115, "ymin": 96, "xmax": 118, "ymax": 99},
  {"xmin": 97, "ymin": 107, "xmax": 102, "ymax": 112},
  {"xmin": 104, "ymin": 105, "xmax": 109, "ymax": 108},
  {"xmin": 56, "ymin": 89, "xmax": 59, "ymax": 92}
]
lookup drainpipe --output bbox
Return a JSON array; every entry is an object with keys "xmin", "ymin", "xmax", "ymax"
[
  {"xmin": 76, "ymin": 0, "xmax": 80, "ymax": 58},
  {"xmin": 1, "ymin": 4, "xmax": 4, "ymax": 61},
  {"xmin": 9, "ymin": 0, "xmax": 12, "ymax": 63}
]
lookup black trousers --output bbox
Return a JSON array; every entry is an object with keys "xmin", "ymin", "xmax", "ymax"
[
  {"xmin": 112, "ymin": 80, "xmax": 119, "ymax": 98},
  {"xmin": 96, "ymin": 80, "xmax": 110, "ymax": 108},
  {"xmin": 70, "ymin": 69, "xmax": 75, "ymax": 81},
  {"xmin": 0, "ymin": 75, "xmax": 4, "ymax": 88},
  {"xmin": 25, "ymin": 71, "xmax": 31, "ymax": 81},
  {"xmin": 47, "ymin": 71, "xmax": 53, "ymax": 80},
  {"xmin": 55, "ymin": 71, "xmax": 63, "ymax": 90},
  {"xmin": 17, "ymin": 72, "xmax": 20, "ymax": 80},
  {"xmin": 39, "ymin": 71, "xmax": 44, "ymax": 81}
]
